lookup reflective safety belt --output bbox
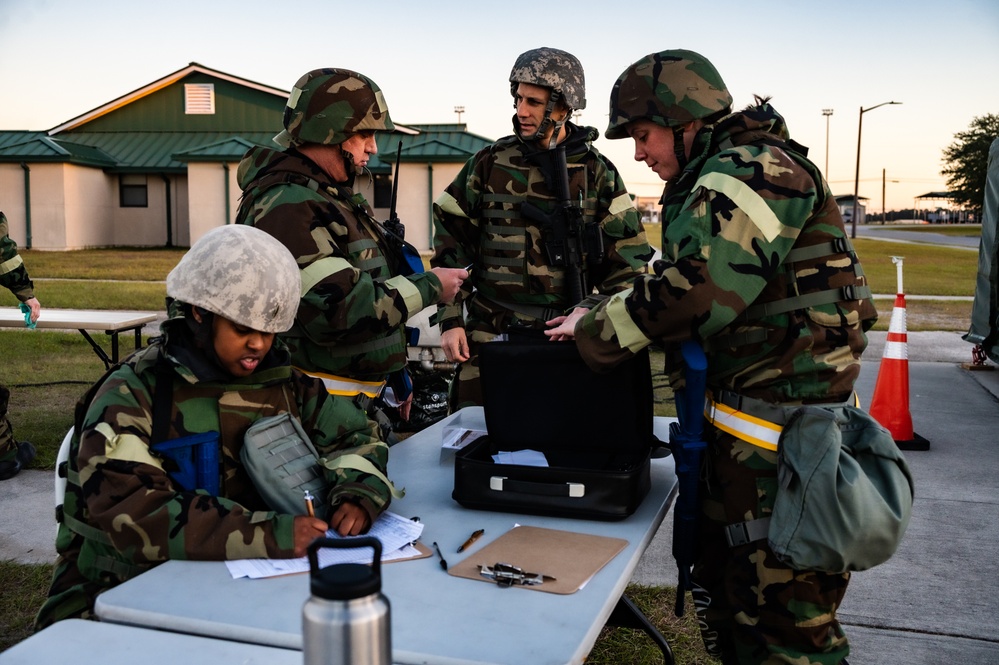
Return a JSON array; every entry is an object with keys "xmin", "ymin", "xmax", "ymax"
[
  {"xmin": 705, "ymin": 396, "xmax": 783, "ymax": 452},
  {"xmin": 297, "ymin": 368, "xmax": 386, "ymax": 399},
  {"xmin": 705, "ymin": 390, "xmax": 860, "ymax": 453}
]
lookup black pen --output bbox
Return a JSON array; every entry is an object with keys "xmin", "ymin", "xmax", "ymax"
[
  {"xmin": 457, "ymin": 528, "xmax": 484, "ymax": 553},
  {"xmin": 432, "ymin": 541, "xmax": 448, "ymax": 570}
]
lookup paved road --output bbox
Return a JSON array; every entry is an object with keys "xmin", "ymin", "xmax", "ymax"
[{"xmin": 856, "ymin": 223, "xmax": 981, "ymax": 250}]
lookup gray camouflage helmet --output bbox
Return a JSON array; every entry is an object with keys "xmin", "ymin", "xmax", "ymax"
[
  {"xmin": 274, "ymin": 68, "xmax": 395, "ymax": 148},
  {"xmin": 167, "ymin": 225, "xmax": 301, "ymax": 333},
  {"xmin": 606, "ymin": 49, "xmax": 732, "ymax": 139},
  {"xmin": 509, "ymin": 47, "xmax": 586, "ymax": 110}
]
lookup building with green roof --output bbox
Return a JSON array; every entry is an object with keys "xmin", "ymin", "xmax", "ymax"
[{"xmin": 0, "ymin": 63, "xmax": 492, "ymax": 251}]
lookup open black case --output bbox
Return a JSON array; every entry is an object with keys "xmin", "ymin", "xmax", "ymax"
[{"xmin": 452, "ymin": 340, "xmax": 662, "ymax": 520}]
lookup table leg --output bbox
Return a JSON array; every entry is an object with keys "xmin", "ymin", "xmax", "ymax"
[
  {"xmin": 606, "ymin": 594, "xmax": 675, "ymax": 665},
  {"xmin": 78, "ymin": 330, "xmax": 113, "ymax": 370}
]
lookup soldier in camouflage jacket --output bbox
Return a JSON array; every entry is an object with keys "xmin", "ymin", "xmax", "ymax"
[
  {"xmin": 431, "ymin": 48, "xmax": 652, "ymax": 407},
  {"xmin": 0, "ymin": 211, "xmax": 39, "ymax": 480},
  {"xmin": 549, "ymin": 51, "xmax": 878, "ymax": 664},
  {"xmin": 35, "ymin": 226, "xmax": 395, "ymax": 628},
  {"xmin": 237, "ymin": 69, "xmax": 466, "ymax": 432}
]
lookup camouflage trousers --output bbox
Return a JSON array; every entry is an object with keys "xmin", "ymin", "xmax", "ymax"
[
  {"xmin": 0, "ymin": 383, "xmax": 15, "ymax": 460},
  {"xmin": 691, "ymin": 430, "xmax": 850, "ymax": 665}
]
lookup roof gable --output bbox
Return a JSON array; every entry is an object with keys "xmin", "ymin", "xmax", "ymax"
[
  {"xmin": 49, "ymin": 63, "xmax": 288, "ymax": 134},
  {"xmin": 0, "ymin": 135, "xmax": 117, "ymax": 167}
]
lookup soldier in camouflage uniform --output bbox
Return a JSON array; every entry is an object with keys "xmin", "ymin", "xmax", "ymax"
[
  {"xmin": 35, "ymin": 225, "xmax": 396, "ymax": 628},
  {"xmin": 236, "ymin": 69, "xmax": 467, "ymax": 438},
  {"xmin": 431, "ymin": 48, "xmax": 652, "ymax": 407},
  {"xmin": 548, "ymin": 50, "xmax": 877, "ymax": 664},
  {"xmin": 0, "ymin": 211, "xmax": 39, "ymax": 480}
]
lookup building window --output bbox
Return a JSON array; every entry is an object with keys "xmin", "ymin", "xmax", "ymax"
[
  {"xmin": 185, "ymin": 83, "xmax": 215, "ymax": 114},
  {"xmin": 120, "ymin": 175, "xmax": 148, "ymax": 207},
  {"xmin": 373, "ymin": 173, "xmax": 393, "ymax": 209}
]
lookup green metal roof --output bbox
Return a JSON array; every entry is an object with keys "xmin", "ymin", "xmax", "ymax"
[
  {"xmin": 0, "ymin": 131, "xmax": 44, "ymax": 149},
  {"xmin": 0, "ymin": 135, "xmax": 117, "ymax": 168},
  {"xmin": 370, "ymin": 124, "xmax": 492, "ymax": 171},
  {"xmin": 44, "ymin": 131, "xmax": 276, "ymax": 172}
]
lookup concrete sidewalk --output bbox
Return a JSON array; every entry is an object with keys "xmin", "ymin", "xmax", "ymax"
[{"xmin": 2, "ymin": 331, "xmax": 997, "ymax": 664}]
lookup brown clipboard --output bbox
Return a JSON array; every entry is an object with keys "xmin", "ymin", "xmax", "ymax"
[
  {"xmin": 446, "ymin": 526, "xmax": 627, "ymax": 594},
  {"xmin": 390, "ymin": 540, "xmax": 432, "ymax": 563}
]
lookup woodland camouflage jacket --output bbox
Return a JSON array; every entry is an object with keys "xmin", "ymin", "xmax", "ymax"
[
  {"xmin": 40, "ymin": 312, "xmax": 392, "ymax": 623},
  {"xmin": 576, "ymin": 104, "xmax": 878, "ymax": 403},
  {"xmin": 0, "ymin": 212, "xmax": 34, "ymax": 302},
  {"xmin": 431, "ymin": 123, "xmax": 651, "ymax": 333},
  {"xmin": 236, "ymin": 146, "xmax": 445, "ymax": 381}
]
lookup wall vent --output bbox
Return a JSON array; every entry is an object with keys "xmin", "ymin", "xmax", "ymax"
[{"xmin": 185, "ymin": 83, "xmax": 215, "ymax": 114}]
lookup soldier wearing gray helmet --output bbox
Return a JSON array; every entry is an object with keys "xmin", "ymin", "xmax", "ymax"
[
  {"xmin": 431, "ymin": 47, "xmax": 652, "ymax": 407},
  {"xmin": 237, "ymin": 68, "xmax": 467, "ymax": 440},
  {"xmin": 35, "ymin": 225, "xmax": 396, "ymax": 628}
]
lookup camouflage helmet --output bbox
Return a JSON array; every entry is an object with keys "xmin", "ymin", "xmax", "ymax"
[
  {"xmin": 605, "ymin": 49, "xmax": 732, "ymax": 139},
  {"xmin": 509, "ymin": 47, "xmax": 586, "ymax": 110},
  {"xmin": 273, "ymin": 68, "xmax": 395, "ymax": 148},
  {"xmin": 167, "ymin": 225, "xmax": 301, "ymax": 333}
]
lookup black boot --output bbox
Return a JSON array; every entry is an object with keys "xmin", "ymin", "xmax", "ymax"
[{"xmin": 0, "ymin": 440, "xmax": 37, "ymax": 480}]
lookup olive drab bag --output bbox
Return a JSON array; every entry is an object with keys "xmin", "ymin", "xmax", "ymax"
[{"xmin": 768, "ymin": 405, "xmax": 914, "ymax": 573}]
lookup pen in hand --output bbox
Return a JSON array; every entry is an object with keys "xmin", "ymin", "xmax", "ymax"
[
  {"xmin": 303, "ymin": 489, "xmax": 315, "ymax": 518},
  {"xmin": 457, "ymin": 528, "xmax": 484, "ymax": 553},
  {"xmin": 432, "ymin": 541, "xmax": 448, "ymax": 570}
]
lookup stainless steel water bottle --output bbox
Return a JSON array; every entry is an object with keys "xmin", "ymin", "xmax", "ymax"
[{"xmin": 302, "ymin": 536, "xmax": 391, "ymax": 665}]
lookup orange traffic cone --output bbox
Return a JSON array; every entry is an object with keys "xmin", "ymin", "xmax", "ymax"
[{"xmin": 868, "ymin": 293, "xmax": 930, "ymax": 451}]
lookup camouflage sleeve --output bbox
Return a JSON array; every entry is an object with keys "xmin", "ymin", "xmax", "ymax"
[
  {"xmin": 430, "ymin": 153, "xmax": 485, "ymax": 331},
  {"xmin": 576, "ymin": 146, "xmax": 816, "ymax": 371},
  {"xmin": 78, "ymin": 365, "xmax": 297, "ymax": 563},
  {"xmin": 294, "ymin": 371, "xmax": 392, "ymax": 522},
  {"xmin": 245, "ymin": 185, "xmax": 443, "ymax": 346},
  {"xmin": 583, "ymin": 153, "xmax": 652, "ymax": 299},
  {"xmin": 0, "ymin": 212, "xmax": 35, "ymax": 302}
]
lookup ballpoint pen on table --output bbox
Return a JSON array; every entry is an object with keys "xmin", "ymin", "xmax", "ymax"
[
  {"xmin": 303, "ymin": 489, "xmax": 315, "ymax": 518},
  {"xmin": 432, "ymin": 542, "xmax": 448, "ymax": 570},
  {"xmin": 457, "ymin": 528, "xmax": 484, "ymax": 553}
]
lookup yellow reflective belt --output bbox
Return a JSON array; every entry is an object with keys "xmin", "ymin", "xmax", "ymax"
[
  {"xmin": 297, "ymin": 368, "xmax": 386, "ymax": 398},
  {"xmin": 705, "ymin": 398, "xmax": 781, "ymax": 452}
]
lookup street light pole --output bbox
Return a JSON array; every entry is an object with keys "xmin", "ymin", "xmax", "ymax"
[
  {"xmin": 454, "ymin": 105, "xmax": 465, "ymax": 124},
  {"xmin": 822, "ymin": 109, "xmax": 833, "ymax": 177},
  {"xmin": 851, "ymin": 101, "xmax": 901, "ymax": 238}
]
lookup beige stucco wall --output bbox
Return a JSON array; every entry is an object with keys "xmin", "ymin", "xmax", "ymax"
[
  {"xmin": 63, "ymin": 165, "xmax": 114, "ymax": 248},
  {"xmin": 186, "ymin": 162, "xmax": 239, "ymax": 245},
  {"xmin": 17, "ymin": 163, "xmax": 68, "ymax": 250},
  {"xmin": 0, "ymin": 163, "xmax": 30, "ymax": 245}
]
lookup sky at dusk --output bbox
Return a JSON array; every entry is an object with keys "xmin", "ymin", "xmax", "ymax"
[{"xmin": 2, "ymin": 0, "xmax": 997, "ymax": 211}]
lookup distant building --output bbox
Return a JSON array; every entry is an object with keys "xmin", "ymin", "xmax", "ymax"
[
  {"xmin": 834, "ymin": 195, "xmax": 868, "ymax": 225},
  {"xmin": 0, "ymin": 63, "xmax": 492, "ymax": 251}
]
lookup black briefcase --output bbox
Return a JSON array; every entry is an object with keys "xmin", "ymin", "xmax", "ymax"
[{"xmin": 452, "ymin": 340, "xmax": 661, "ymax": 520}]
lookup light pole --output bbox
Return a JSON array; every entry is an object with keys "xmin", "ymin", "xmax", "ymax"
[
  {"xmin": 454, "ymin": 105, "xmax": 465, "ymax": 124},
  {"xmin": 822, "ymin": 109, "xmax": 833, "ymax": 177},
  {"xmin": 851, "ymin": 101, "xmax": 901, "ymax": 238}
]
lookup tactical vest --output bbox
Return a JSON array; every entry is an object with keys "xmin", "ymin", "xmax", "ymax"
[{"xmin": 474, "ymin": 138, "xmax": 599, "ymax": 311}]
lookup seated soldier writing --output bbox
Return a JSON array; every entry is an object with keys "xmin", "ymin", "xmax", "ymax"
[{"xmin": 35, "ymin": 225, "xmax": 396, "ymax": 628}]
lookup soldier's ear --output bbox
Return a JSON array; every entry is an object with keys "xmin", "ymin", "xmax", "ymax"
[{"xmin": 191, "ymin": 307, "xmax": 204, "ymax": 324}]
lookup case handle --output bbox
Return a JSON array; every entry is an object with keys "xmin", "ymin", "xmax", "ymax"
[{"xmin": 489, "ymin": 476, "xmax": 585, "ymax": 498}]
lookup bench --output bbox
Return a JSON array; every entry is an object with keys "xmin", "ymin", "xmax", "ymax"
[{"xmin": 0, "ymin": 308, "xmax": 159, "ymax": 368}]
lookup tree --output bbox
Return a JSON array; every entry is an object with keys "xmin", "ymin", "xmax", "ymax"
[{"xmin": 941, "ymin": 114, "xmax": 999, "ymax": 212}]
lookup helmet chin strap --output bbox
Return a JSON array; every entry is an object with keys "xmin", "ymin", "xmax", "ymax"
[
  {"xmin": 339, "ymin": 146, "xmax": 357, "ymax": 181},
  {"xmin": 515, "ymin": 88, "xmax": 568, "ymax": 150},
  {"xmin": 672, "ymin": 125, "xmax": 688, "ymax": 171}
]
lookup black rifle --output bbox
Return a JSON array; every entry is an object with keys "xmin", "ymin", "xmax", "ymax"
[{"xmin": 521, "ymin": 145, "xmax": 602, "ymax": 305}]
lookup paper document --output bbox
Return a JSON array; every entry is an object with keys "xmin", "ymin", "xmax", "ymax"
[
  {"xmin": 492, "ymin": 450, "xmax": 549, "ymax": 467},
  {"xmin": 225, "ymin": 511, "xmax": 424, "ymax": 579}
]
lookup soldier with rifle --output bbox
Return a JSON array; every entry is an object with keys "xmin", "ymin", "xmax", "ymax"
[
  {"xmin": 431, "ymin": 47, "xmax": 652, "ymax": 408},
  {"xmin": 237, "ymin": 68, "xmax": 467, "ymax": 441}
]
